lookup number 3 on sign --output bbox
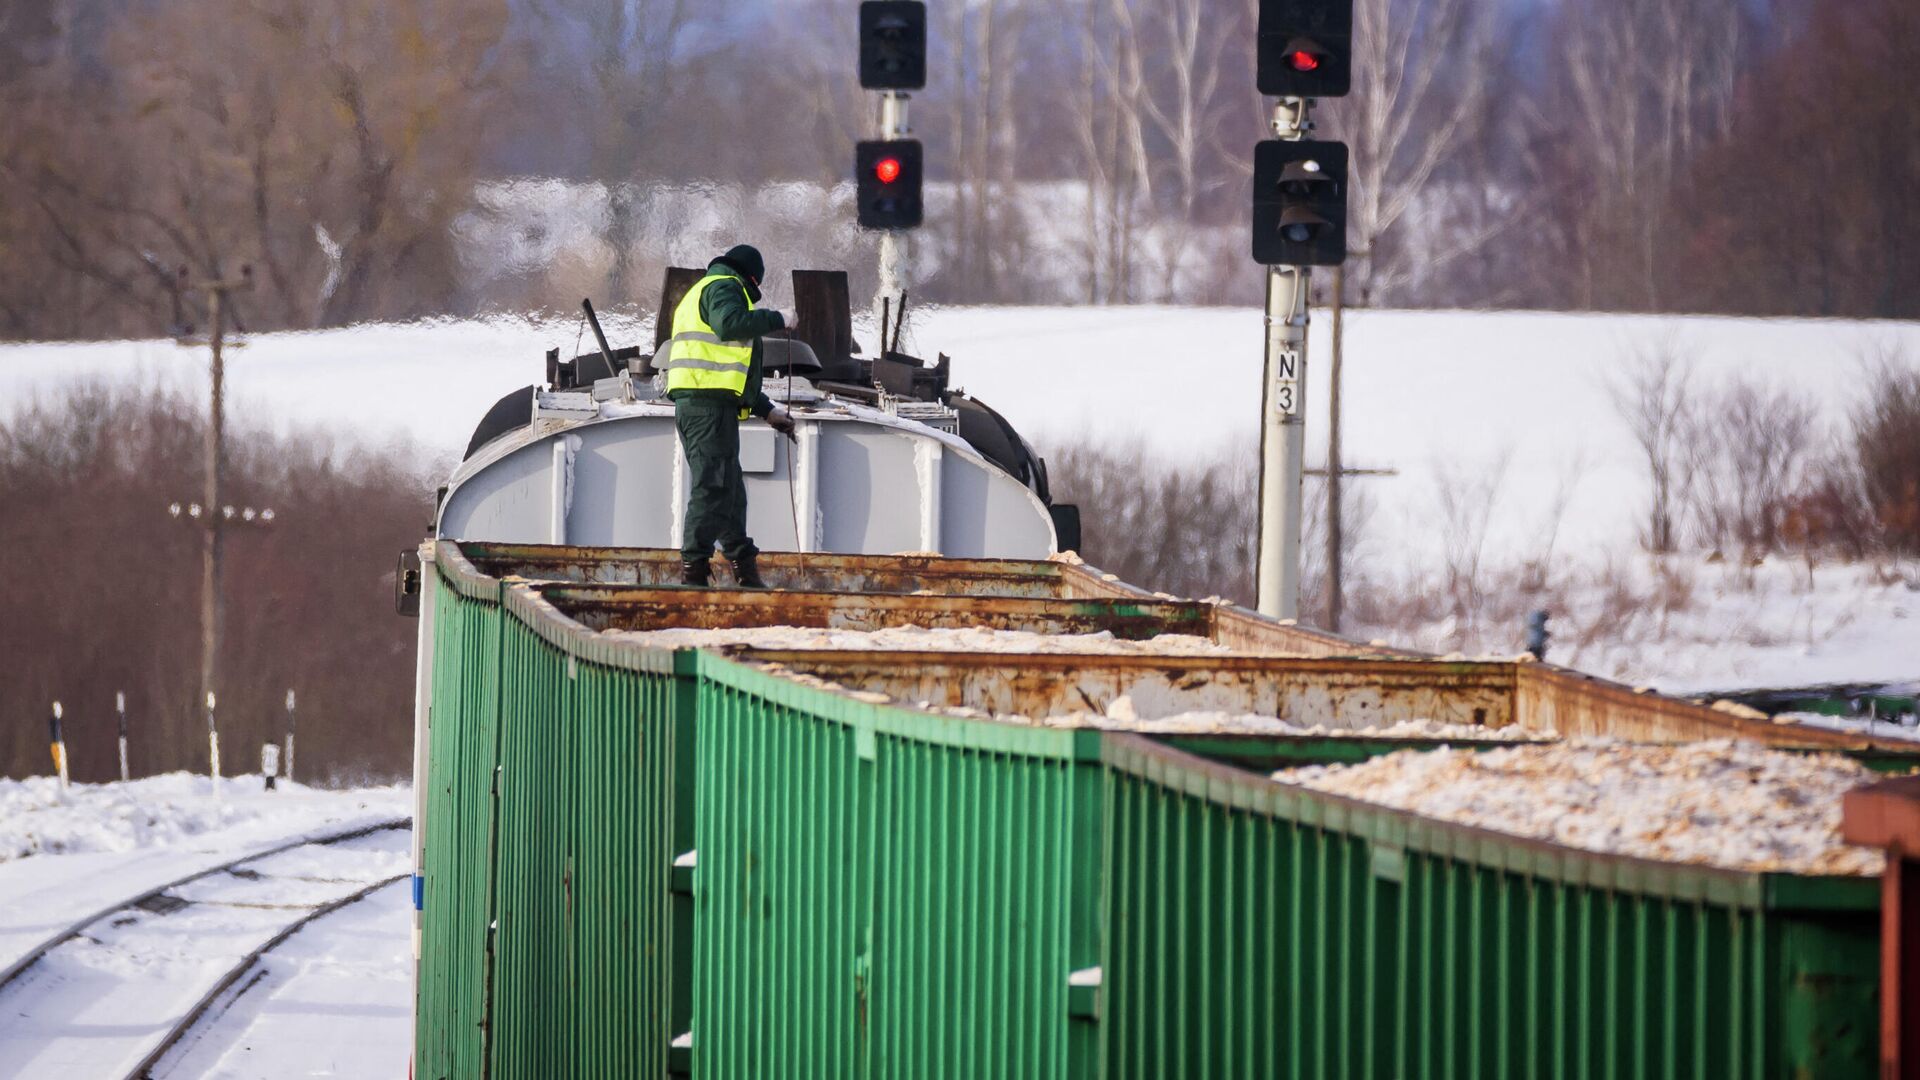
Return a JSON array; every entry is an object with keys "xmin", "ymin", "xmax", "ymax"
[{"xmin": 1274, "ymin": 382, "xmax": 1298, "ymax": 416}]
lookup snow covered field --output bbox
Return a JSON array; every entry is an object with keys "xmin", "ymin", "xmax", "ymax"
[{"xmin": 2, "ymin": 306, "xmax": 1915, "ymax": 692}]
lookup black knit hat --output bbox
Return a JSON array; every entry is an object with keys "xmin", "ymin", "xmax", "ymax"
[{"xmin": 714, "ymin": 244, "xmax": 766, "ymax": 284}]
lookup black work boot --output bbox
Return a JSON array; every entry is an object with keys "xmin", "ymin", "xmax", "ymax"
[
  {"xmin": 680, "ymin": 558, "xmax": 711, "ymax": 587},
  {"xmin": 729, "ymin": 551, "xmax": 768, "ymax": 589}
]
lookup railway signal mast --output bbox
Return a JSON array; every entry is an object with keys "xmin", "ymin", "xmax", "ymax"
[
  {"xmin": 1252, "ymin": 0, "xmax": 1352, "ymax": 619},
  {"xmin": 857, "ymin": 0, "xmax": 926, "ymax": 340}
]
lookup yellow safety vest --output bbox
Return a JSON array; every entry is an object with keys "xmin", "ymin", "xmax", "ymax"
[{"xmin": 661, "ymin": 274, "xmax": 754, "ymax": 400}]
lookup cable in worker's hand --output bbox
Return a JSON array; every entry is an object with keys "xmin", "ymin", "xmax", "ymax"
[{"xmin": 780, "ymin": 378, "xmax": 807, "ymax": 584}]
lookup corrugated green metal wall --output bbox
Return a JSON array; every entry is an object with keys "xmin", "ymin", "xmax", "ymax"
[
  {"xmin": 417, "ymin": 572, "xmax": 501, "ymax": 1080},
  {"xmin": 1099, "ymin": 736, "xmax": 1881, "ymax": 1079},
  {"xmin": 416, "ymin": 558, "xmax": 1884, "ymax": 1080},
  {"xmin": 689, "ymin": 662, "xmax": 1103, "ymax": 1078},
  {"xmin": 416, "ymin": 569, "xmax": 685, "ymax": 1079}
]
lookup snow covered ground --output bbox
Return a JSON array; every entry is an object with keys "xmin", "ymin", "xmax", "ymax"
[
  {"xmin": 0, "ymin": 776, "xmax": 411, "ymax": 1080},
  {"xmin": 0, "ymin": 775, "xmax": 408, "ymax": 982},
  {"xmin": 148, "ymin": 875, "xmax": 413, "ymax": 1079},
  {"xmin": 2, "ymin": 306, "xmax": 1915, "ymax": 692},
  {"xmin": 1360, "ymin": 552, "xmax": 1920, "ymax": 695}
]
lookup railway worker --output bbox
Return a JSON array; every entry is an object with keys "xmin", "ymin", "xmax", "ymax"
[{"xmin": 660, "ymin": 243, "xmax": 798, "ymax": 589}]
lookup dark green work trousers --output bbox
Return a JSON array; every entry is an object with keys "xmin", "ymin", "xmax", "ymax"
[{"xmin": 675, "ymin": 395, "xmax": 756, "ymax": 563}]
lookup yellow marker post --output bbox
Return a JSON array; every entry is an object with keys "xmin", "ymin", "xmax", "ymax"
[
  {"xmin": 206, "ymin": 691, "xmax": 222, "ymax": 797},
  {"xmin": 48, "ymin": 701, "xmax": 69, "ymax": 791}
]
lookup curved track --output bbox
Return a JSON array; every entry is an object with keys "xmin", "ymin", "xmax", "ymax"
[
  {"xmin": 0, "ymin": 817, "xmax": 408, "ymax": 994},
  {"xmin": 124, "ymin": 872, "xmax": 408, "ymax": 1079},
  {"xmin": 0, "ymin": 818, "xmax": 410, "ymax": 1080}
]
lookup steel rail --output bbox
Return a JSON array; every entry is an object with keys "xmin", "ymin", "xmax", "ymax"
[
  {"xmin": 124, "ymin": 872, "xmax": 409, "ymax": 1079},
  {"xmin": 0, "ymin": 816, "xmax": 408, "ymax": 994}
]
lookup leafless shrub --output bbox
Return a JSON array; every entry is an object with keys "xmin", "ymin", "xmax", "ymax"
[
  {"xmin": 1045, "ymin": 438, "xmax": 1371, "ymax": 624},
  {"xmin": 1608, "ymin": 338, "xmax": 1693, "ymax": 554},
  {"xmin": 1682, "ymin": 375, "xmax": 1820, "ymax": 556},
  {"xmin": 1852, "ymin": 348, "xmax": 1920, "ymax": 554},
  {"xmin": 1430, "ymin": 447, "xmax": 1513, "ymax": 643},
  {"xmin": 1045, "ymin": 440, "xmax": 1258, "ymax": 605},
  {"xmin": 1516, "ymin": 450, "xmax": 1591, "ymax": 592}
]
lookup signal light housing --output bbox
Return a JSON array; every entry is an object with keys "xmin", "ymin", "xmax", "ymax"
[
  {"xmin": 1258, "ymin": 0, "xmax": 1352, "ymax": 97},
  {"xmin": 860, "ymin": 0, "xmax": 927, "ymax": 90},
  {"xmin": 857, "ymin": 139, "xmax": 923, "ymax": 230},
  {"xmin": 1251, "ymin": 139, "xmax": 1348, "ymax": 266}
]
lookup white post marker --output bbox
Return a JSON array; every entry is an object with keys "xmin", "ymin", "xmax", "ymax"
[
  {"xmin": 49, "ymin": 701, "xmax": 69, "ymax": 791},
  {"xmin": 284, "ymin": 689, "xmax": 297, "ymax": 785},
  {"xmin": 261, "ymin": 742, "xmax": 281, "ymax": 792},
  {"xmin": 206, "ymin": 691, "xmax": 222, "ymax": 797},
  {"xmin": 116, "ymin": 691, "xmax": 129, "ymax": 783}
]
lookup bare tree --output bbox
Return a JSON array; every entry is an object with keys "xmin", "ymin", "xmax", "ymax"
[
  {"xmin": 1321, "ymin": 0, "xmax": 1500, "ymax": 306},
  {"xmin": 1432, "ymin": 447, "xmax": 1513, "ymax": 641},
  {"xmin": 1608, "ymin": 338, "xmax": 1693, "ymax": 553},
  {"xmin": 1550, "ymin": 0, "xmax": 1746, "ymax": 309},
  {"xmin": 1851, "ymin": 346, "xmax": 1920, "ymax": 554},
  {"xmin": 1682, "ymin": 376, "xmax": 1819, "ymax": 555}
]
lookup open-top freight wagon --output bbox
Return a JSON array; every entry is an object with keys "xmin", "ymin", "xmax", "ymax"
[
  {"xmin": 407, "ymin": 540, "xmax": 1920, "ymax": 1079},
  {"xmin": 405, "ymin": 276, "xmax": 1911, "ymax": 1077}
]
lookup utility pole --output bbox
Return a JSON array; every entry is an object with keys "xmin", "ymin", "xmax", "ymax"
[
  {"xmin": 1326, "ymin": 263, "xmax": 1346, "ymax": 630},
  {"xmin": 186, "ymin": 268, "xmax": 253, "ymax": 737}
]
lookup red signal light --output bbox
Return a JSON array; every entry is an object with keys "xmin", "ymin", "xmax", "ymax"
[
  {"xmin": 1287, "ymin": 49, "xmax": 1321, "ymax": 73},
  {"xmin": 875, "ymin": 157, "xmax": 903, "ymax": 184}
]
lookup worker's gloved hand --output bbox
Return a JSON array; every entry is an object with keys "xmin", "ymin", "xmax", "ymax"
[
  {"xmin": 770, "ymin": 306, "xmax": 798, "ymax": 330},
  {"xmin": 767, "ymin": 406, "xmax": 797, "ymax": 441}
]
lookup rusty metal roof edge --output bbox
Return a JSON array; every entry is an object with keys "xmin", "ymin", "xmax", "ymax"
[
  {"xmin": 500, "ymin": 579, "xmax": 681, "ymax": 676},
  {"xmin": 737, "ymin": 648, "xmax": 1519, "ymax": 681},
  {"xmin": 1056, "ymin": 558, "xmax": 1422, "ymax": 659},
  {"xmin": 1512, "ymin": 661, "xmax": 1915, "ymax": 752},
  {"xmin": 1095, "ymin": 732, "xmax": 1876, "ymax": 910},
  {"xmin": 456, "ymin": 540, "xmax": 1068, "ymax": 580},
  {"xmin": 696, "ymin": 652, "xmax": 1101, "ymax": 762},
  {"xmin": 532, "ymin": 582, "xmax": 1216, "ymax": 622},
  {"xmin": 434, "ymin": 539, "xmax": 503, "ymax": 602}
]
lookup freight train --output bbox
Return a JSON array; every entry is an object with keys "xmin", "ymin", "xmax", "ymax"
[{"xmin": 404, "ymin": 275, "xmax": 1911, "ymax": 1077}]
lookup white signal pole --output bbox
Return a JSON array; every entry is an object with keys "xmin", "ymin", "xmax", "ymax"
[
  {"xmin": 873, "ymin": 91, "xmax": 910, "ymax": 345},
  {"xmin": 1256, "ymin": 97, "xmax": 1315, "ymax": 619}
]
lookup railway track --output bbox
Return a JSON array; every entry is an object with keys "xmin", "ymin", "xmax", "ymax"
[{"xmin": 0, "ymin": 817, "xmax": 410, "ymax": 1080}]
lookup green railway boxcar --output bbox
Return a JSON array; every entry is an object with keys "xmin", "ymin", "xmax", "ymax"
[{"xmin": 410, "ymin": 541, "xmax": 1900, "ymax": 1079}]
